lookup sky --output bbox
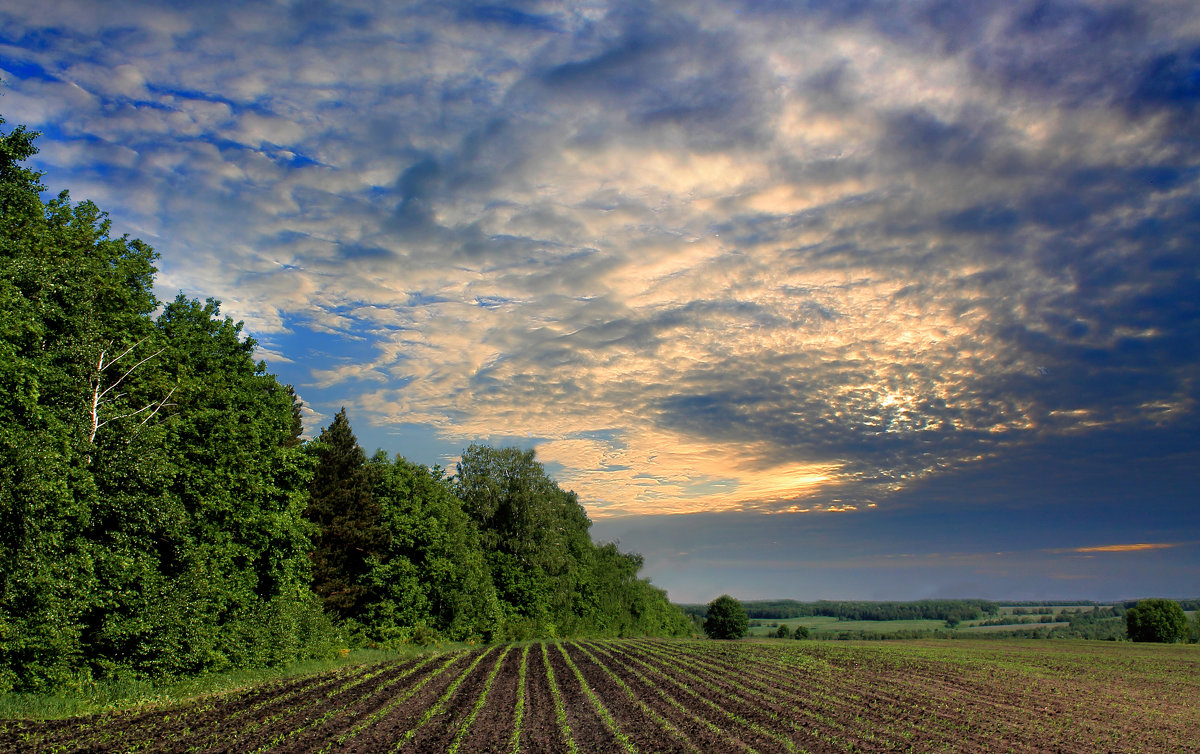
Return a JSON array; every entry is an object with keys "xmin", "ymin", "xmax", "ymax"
[{"xmin": 2, "ymin": 0, "xmax": 1198, "ymax": 603}]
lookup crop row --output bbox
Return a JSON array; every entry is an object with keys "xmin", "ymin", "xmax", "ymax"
[{"xmin": 2, "ymin": 639, "xmax": 1196, "ymax": 752}]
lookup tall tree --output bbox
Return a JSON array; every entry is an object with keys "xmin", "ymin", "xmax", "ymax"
[
  {"xmin": 365, "ymin": 453, "xmax": 503, "ymax": 642},
  {"xmin": 0, "ymin": 116, "xmax": 160, "ymax": 690},
  {"xmin": 455, "ymin": 445, "xmax": 593, "ymax": 638},
  {"xmin": 451, "ymin": 444, "xmax": 690, "ymax": 639},
  {"xmin": 1, "ymin": 117, "xmax": 332, "ymax": 691},
  {"xmin": 76, "ymin": 295, "xmax": 326, "ymax": 679},
  {"xmin": 306, "ymin": 409, "xmax": 384, "ymax": 621}
]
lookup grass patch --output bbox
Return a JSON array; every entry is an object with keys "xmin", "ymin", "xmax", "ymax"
[{"xmin": 0, "ymin": 645, "xmax": 445, "ymax": 721}]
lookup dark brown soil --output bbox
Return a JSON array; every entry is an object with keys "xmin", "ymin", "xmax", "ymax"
[
  {"xmin": 4, "ymin": 639, "xmax": 1198, "ymax": 753},
  {"xmin": 454, "ymin": 644, "xmax": 522, "ymax": 754},
  {"xmin": 514, "ymin": 645, "xmax": 565, "ymax": 754},
  {"xmin": 271, "ymin": 654, "xmax": 453, "ymax": 753},
  {"xmin": 544, "ymin": 643, "xmax": 619, "ymax": 752},
  {"xmin": 561, "ymin": 642, "xmax": 694, "ymax": 753},
  {"xmin": 0, "ymin": 664, "xmax": 373, "ymax": 754},
  {"xmin": 632, "ymin": 638, "xmax": 917, "ymax": 750},
  {"xmin": 588, "ymin": 641, "xmax": 753, "ymax": 753},
  {"xmin": 640, "ymin": 639, "xmax": 1049, "ymax": 751},
  {"xmin": 329, "ymin": 650, "xmax": 477, "ymax": 753},
  {"xmin": 589, "ymin": 640, "xmax": 789, "ymax": 752},
  {"xmin": 400, "ymin": 647, "xmax": 503, "ymax": 753}
]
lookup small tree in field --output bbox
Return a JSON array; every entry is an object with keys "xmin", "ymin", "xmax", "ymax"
[
  {"xmin": 794, "ymin": 624, "xmax": 810, "ymax": 639},
  {"xmin": 704, "ymin": 595, "xmax": 749, "ymax": 640},
  {"xmin": 775, "ymin": 624, "xmax": 791, "ymax": 639},
  {"xmin": 1125, "ymin": 599, "xmax": 1189, "ymax": 643}
]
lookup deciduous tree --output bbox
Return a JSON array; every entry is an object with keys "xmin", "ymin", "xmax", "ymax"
[
  {"xmin": 365, "ymin": 452, "xmax": 502, "ymax": 643},
  {"xmin": 1126, "ymin": 598, "xmax": 1189, "ymax": 643},
  {"xmin": 704, "ymin": 594, "xmax": 749, "ymax": 640},
  {"xmin": 1, "ymin": 117, "xmax": 332, "ymax": 691}
]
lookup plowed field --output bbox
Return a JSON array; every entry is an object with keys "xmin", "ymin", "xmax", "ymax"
[{"xmin": 3, "ymin": 638, "xmax": 1197, "ymax": 752}]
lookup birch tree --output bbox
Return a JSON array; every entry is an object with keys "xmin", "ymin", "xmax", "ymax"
[{"xmin": 88, "ymin": 339, "xmax": 174, "ymax": 444}]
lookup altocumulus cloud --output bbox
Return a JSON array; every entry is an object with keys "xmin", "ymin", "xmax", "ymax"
[{"xmin": 2, "ymin": 0, "xmax": 1198, "ymax": 530}]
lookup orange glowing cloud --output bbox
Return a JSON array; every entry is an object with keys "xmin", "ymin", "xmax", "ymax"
[{"xmin": 1067, "ymin": 543, "xmax": 1179, "ymax": 553}]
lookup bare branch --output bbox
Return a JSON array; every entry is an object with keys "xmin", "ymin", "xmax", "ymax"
[
  {"xmin": 88, "ymin": 339, "xmax": 173, "ymax": 448},
  {"xmin": 97, "ymin": 401, "xmax": 158, "ymax": 430},
  {"xmin": 137, "ymin": 385, "xmax": 177, "ymax": 428},
  {"xmin": 97, "ymin": 348, "xmax": 165, "ymax": 402},
  {"xmin": 97, "ymin": 338, "xmax": 142, "ymax": 372}
]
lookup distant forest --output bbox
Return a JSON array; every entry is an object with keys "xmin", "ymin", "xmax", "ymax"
[
  {"xmin": 681, "ymin": 599, "xmax": 1198, "ymax": 643},
  {"xmin": 0, "ymin": 117, "xmax": 688, "ymax": 695},
  {"xmin": 681, "ymin": 599, "xmax": 1200, "ymax": 623},
  {"xmin": 679, "ymin": 599, "xmax": 1000, "ymax": 623}
]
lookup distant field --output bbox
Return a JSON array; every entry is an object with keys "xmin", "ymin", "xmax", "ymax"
[
  {"xmin": 747, "ymin": 616, "xmax": 948, "ymax": 636},
  {"xmin": 747, "ymin": 611, "xmax": 1103, "ymax": 638},
  {"xmin": 959, "ymin": 621, "xmax": 1070, "ymax": 632},
  {"xmin": 4, "ymin": 638, "xmax": 1195, "ymax": 752}
]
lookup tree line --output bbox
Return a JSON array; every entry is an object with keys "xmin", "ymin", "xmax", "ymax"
[
  {"xmin": 0, "ymin": 118, "xmax": 687, "ymax": 695},
  {"xmin": 308, "ymin": 412, "xmax": 690, "ymax": 647},
  {"xmin": 694, "ymin": 596, "xmax": 1196, "ymax": 643},
  {"xmin": 681, "ymin": 599, "xmax": 999, "ymax": 624}
]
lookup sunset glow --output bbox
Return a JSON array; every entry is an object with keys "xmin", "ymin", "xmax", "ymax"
[{"xmin": 3, "ymin": 0, "xmax": 1197, "ymax": 600}]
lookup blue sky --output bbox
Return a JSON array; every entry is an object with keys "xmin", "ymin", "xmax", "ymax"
[{"xmin": 3, "ymin": 0, "xmax": 1198, "ymax": 603}]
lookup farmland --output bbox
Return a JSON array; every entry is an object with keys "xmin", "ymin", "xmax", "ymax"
[
  {"xmin": 745, "ymin": 616, "xmax": 1079, "ymax": 637},
  {"xmin": 2, "ymin": 638, "xmax": 1197, "ymax": 753},
  {"xmin": 746, "ymin": 617, "xmax": 949, "ymax": 637}
]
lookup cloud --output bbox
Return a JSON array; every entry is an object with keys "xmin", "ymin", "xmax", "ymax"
[
  {"xmin": 2, "ymin": 0, "xmax": 1198, "ymax": 521},
  {"xmin": 1062, "ymin": 543, "xmax": 1182, "ymax": 554}
]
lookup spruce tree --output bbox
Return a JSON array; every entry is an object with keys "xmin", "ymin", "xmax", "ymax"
[{"xmin": 306, "ymin": 409, "xmax": 383, "ymax": 620}]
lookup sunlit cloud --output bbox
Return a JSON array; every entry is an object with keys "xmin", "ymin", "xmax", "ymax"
[
  {"xmin": 1061, "ymin": 543, "xmax": 1182, "ymax": 554},
  {"xmin": 2, "ymin": 0, "xmax": 1197, "ymax": 529}
]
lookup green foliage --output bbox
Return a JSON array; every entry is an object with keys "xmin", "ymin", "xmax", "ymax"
[
  {"xmin": 364, "ymin": 452, "xmax": 503, "ymax": 643},
  {"xmin": 704, "ymin": 595, "xmax": 749, "ymax": 640},
  {"xmin": 455, "ymin": 444, "xmax": 589, "ymax": 634},
  {"xmin": 0, "ymin": 119, "xmax": 334, "ymax": 693},
  {"xmin": 300, "ymin": 424, "xmax": 686, "ymax": 646},
  {"xmin": 774, "ymin": 624, "xmax": 791, "ymax": 639},
  {"xmin": 577, "ymin": 544, "xmax": 691, "ymax": 638},
  {"xmin": 685, "ymin": 598, "xmax": 998, "ymax": 623},
  {"xmin": 89, "ymin": 295, "xmax": 329, "ymax": 679},
  {"xmin": 0, "ymin": 115, "xmax": 688, "ymax": 694},
  {"xmin": 793, "ymin": 624, "xmax": 810, "ymax": 639},
  {"xmin": 0, "ymin": 117, "xmax": 127, "ymax": 692},
  {"xmin": 1042, "ymin": 606, "xmax": 1127, "ymax": 641},
  {"xmin": 305, "ymin": 409, "xmax": 383, "ymax": 620},
  {"xmin": 0, "ymin": 643, "xmax": 414, "ymax": 721},
  {"xmin": 455, "ymin": 444, "xmax": 689, "ymax": 640},
  {"xmin": 1126, "ymin": 599, "xmax": 1189, "ymax": 643}
]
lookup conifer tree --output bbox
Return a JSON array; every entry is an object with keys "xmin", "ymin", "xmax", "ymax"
[{"xmin": 306, "ymin": 409, "xmax": 383, "ymax": 620}]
